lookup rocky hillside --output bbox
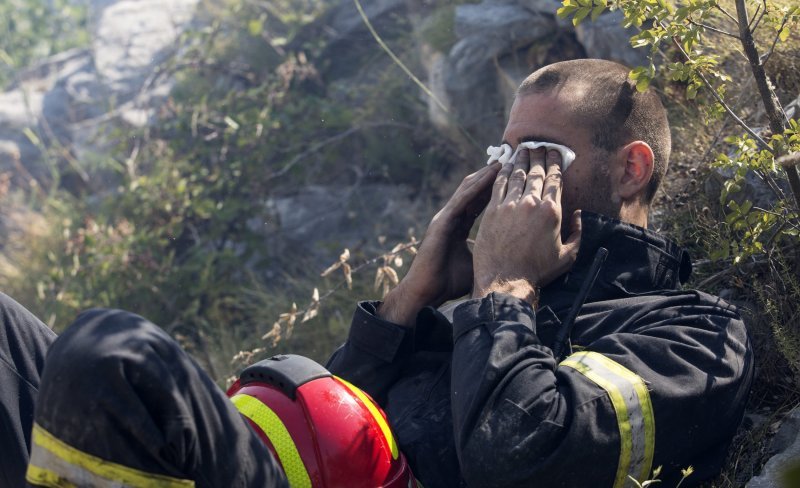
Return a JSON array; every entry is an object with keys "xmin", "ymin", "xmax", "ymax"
[{"xmin": 0, "ymin": 1, "xmax": 798, "ymax": 487}]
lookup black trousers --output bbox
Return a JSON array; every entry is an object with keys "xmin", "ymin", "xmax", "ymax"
[
  {"xmin": 0, "ymin": 294, "xmax": 286, "ymax": 487},
  {"xmin": 0, "ymin": 293, "xmax": 55, "ymax": 487}
]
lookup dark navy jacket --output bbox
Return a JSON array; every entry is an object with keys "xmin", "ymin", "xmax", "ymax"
[{"xmin": 328, "ymin": 212, "xmax": 754, "ymax": 488}]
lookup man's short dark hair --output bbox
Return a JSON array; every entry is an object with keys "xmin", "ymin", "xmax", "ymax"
[{"xmin": 518, "ymin": 59, "xmax": 671, "ymax": 204}]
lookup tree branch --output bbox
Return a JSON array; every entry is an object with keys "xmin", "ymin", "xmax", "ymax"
[
  {"xmin": 760, "ymin": 13, "xmax": 791, "ymax": 65},
  {"xmin": 748, "ymin": 2, "xmax": 762, "ymax": 29},
  {"xmin": 715, "ymin": 4, "xmax": 740, "ymax": 24},
  {"xmin": 749, "ymin": 0, "xmax": 768, "ymax": 32},
  {"xmin": 688, "ymin": 19, "xmax": 740, "ymax": 39},
  {"xmin": 734, "ymin": 0, "xmax": 800, "ymax": 210},
  {"xmin": 734, "ymin": 0, "xmax": 788, "ymax": 136}
]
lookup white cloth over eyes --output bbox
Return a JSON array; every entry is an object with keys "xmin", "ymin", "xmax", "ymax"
[{"xmin": 486, "ymin": 142, "xmax": 576, "ymax": 172}]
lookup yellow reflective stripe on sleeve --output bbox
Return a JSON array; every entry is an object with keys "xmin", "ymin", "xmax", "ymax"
[
  {"xmin": 335, "ymin": 376, "xmax": 399, "ymax": 460},
  {"xmin": 230, "ymin": 393, "xmax": 312, "ymax": 488},
  {"xmin": 560, "ymin": 351, "xmax": 655, "ymax": 488},
  {"xmin": 25, "ymin": 464, "xmax": 78, "ymax": 488},
  {"xmin": 26, "ymin": 423, "xmax": 194, "ymax": 488}
]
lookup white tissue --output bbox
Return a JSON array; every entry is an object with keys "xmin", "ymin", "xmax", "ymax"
[{"xmin": 486, "ymin": 142, "xmax": 576, "ymax": 172}]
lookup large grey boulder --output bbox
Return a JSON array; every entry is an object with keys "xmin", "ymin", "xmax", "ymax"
[
  {"xmin": 90, "ymin": 0, "xmax": 200, "ymax": 125},
  {"xmin": 0, "ymin": 48, "xmax": 96, "ymax": 185},
  {"xmin": 747, "ymin": 406, "xmax": 800, "ymax": 488},
  {"xmin": 260, "ymin": 184, "xmax": 422, "ymax": 273},
  {"xmin": 0, "ymin": 0, "xmax": 200, "ymax": 192},
  {"xmin": 424, "ymin": 0, "xmax": 654, "ymax": 146},
  {"xmin": 575, "ymin": 11, "xmax": 649, "ymax": 68},
  {"xmin": 441, "ymin": 0, "xmax": 560, "ymax": 144},
  {"xmin": 302, "ymin": 0, "xmax": 408, "ymax": 80}
]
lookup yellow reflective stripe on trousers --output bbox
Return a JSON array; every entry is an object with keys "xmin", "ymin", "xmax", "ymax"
[
  {"xmin": 230, "ymin": 393, "xmax": 312, "ymax": 488},
  {"xmin": 26, "ymin": 423, "xmax": 195, "ymax": 488},
  {"xmin": 335, "ymin": 376, "xmax": 399, "ymax": 460},
  {"xmin": 560, "ymin": 351, "xmax": 655, "ymax": 488}
]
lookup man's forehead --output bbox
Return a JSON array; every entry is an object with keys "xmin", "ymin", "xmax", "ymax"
[{"xmin": 502, "ymin": 92, "xmax": 579, "ymax": 148}]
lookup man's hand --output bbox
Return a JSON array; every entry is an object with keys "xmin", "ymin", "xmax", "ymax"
[
  {"xmin": 378, "ymin": 162, "xmax": 502, "ymax": 326},
  {"xmin": 472, "ymin": 148, "xmax": 581, "ymax": 304}
]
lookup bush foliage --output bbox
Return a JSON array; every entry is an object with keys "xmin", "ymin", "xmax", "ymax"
[{"xmin": 0, "ymin": 0, "xmax": 451, "ymax": 377}]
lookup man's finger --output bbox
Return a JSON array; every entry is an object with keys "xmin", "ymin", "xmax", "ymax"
[
  {"xmin": 490, "ymin": 162, "xmax": 514, "ymax": 206},
  {"xmin": 458, "ymin": 161, "xmax": 502, "ymax": 215},
  {"xmin": 461, "ymin": 160, "xmax": 501, "ymax": 189},
  {"xmin": 542, "ymin": 149, "xmax": 563, "ymax": 203},
  {"xmin": 504, "ymin": 148, "xmax": 530, "ymax": 202},
  {"xmin": 524, "ymin": 147, "xmax": 547, "ymax": 198},
  {"xmin": 563, "ymin": 210, "xmax": 582, "ymax": 256},
  {"xmin": 447, "ymin": 162, "xmax": 501, "ymax": 208}
]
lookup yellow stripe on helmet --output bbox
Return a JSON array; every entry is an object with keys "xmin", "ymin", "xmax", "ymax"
[
  {"xmin": 335, "ymin": 376, "xmax": 399, "ymax": 460},
  {"xmin": 230, "ymin": 393, "xmax": 312, "ymax": 488},
  {"xmin": 26, "ymin": 423, "xmax": 195, "ymax": 488}
]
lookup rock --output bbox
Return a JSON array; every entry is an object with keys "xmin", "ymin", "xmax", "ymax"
[
  {"xmin": 326, "ymin": 0, "xmax": 404, "ymax": 37},
  {"xmin": 441, "ymin": 0, "xmax": 559, "ymax": 143},
  {"xmin": 452, "ymin": 2, "xmax": 557, "ymax": 43},
  {"xmin": 91, "ymin": 0, "xmax": 200, "ymax": 124},
  {"xmin": 747, "ymin": 406, "xmax": 800, "ymax": 488},
  {"xmin": 305, "ymin": 0, "xmax": 409, "ymax": 80},
  {"xmin": 575, "ymin": 11, "xmax": 649, "ymax": 68},
  {"xmin": 0, "ymin": 0, "xmax": 201, "ymax": 191},
  {"xmin": 784, "ymin": 93, "xmax": 799, "ymax": 121},
  {"xmin": 0, "ymin": 48, "xmax": 95, "ymax": 185},
  {"xmin": 261, "ymin": 184, "xmax": 421, "ymax": 272}
]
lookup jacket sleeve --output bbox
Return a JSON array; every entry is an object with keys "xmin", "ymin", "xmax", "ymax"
[
  {"xmin": 325, "ymin": 301, "xmax": 415, "ymax": 403},
  {"xmin": 451, "ymin": 291, "xmax": 753, "ymax": 488}
]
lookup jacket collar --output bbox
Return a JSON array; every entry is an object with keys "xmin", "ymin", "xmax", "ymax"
[{"xmin": 540, "ymin": 211, "xmax": 692, "ymax": 309}]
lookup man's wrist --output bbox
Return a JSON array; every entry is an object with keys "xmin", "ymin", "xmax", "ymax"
[
  {"xmin": 471, "ymin": 278, "xmax": 539, "ymax": 306},
  {"xmin": 376, "ymin": 283, "xmax": 432, "ymax": 328}
]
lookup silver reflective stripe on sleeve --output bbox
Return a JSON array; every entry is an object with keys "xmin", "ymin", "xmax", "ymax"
[{"xmin": 560, "ymin": 351, "xmax": 655, "ymax": 488}]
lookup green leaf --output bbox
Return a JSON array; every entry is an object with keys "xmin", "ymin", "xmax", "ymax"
[
  {"xmin": 635, "ymin": 76, "xmax": 651, "ymax": 92},
  {"xmin": 247, "ymin": 19, "xmax": 263, "ymax": 36},
  {"xmin": 0, "ymin": 49, "xmax": 13, "ymax": 67},
  {"xmin": 23, "ymin": 127, "xmax": 42, "ymax": 147},
  {"xmin": 573, "ymin": 6, "xmax": 592, "ymax": 25},
  {"xmin": 557, "ymin": 4, "xmax": 579, "ymax": 18},
  {"xmin": 591, "ymin": 5, "xmax": 606, "ymax": 20},
  {"xmin": 778, "ymin": 26, "xmax": 789, "ymax": 42},
  {"xmin": 686, "ymin": 84, "xmax": 699, "ymax": 99}
]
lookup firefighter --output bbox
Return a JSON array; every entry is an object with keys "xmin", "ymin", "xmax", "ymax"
[
  {"xmin": 24, "ymin": 308, "xmax": 289, "ymax": 488},
  {"xmin": 16, "ymin": 310, "xmax": 414, "ymax": 488},
  {"xmin": 327, "ymin": 59, "xmax": 754, "ymax": 488}
]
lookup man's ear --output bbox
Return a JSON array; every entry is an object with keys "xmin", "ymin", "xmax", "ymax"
[{"xmin": 617, "ymin": 141, "xmax": 654, "ymax": 201}]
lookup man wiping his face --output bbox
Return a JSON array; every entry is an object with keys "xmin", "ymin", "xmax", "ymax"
[{"xmin": 328, "ymin": 58, "xmax": 753, "ymax": 488}]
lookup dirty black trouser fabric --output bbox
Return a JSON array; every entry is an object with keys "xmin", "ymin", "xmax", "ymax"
[
  {"xmin": 29, "ymin": 308, "xmax": 287, "ymax": 488},
  {"xmin": 0, "ymin": 292, "xmax": 57, "ymax": 488}
]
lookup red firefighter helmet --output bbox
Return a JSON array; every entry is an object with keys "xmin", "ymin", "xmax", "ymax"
[{"xmin": 227, "ymin": 354, "xmax": 419, "ymax": 488}]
